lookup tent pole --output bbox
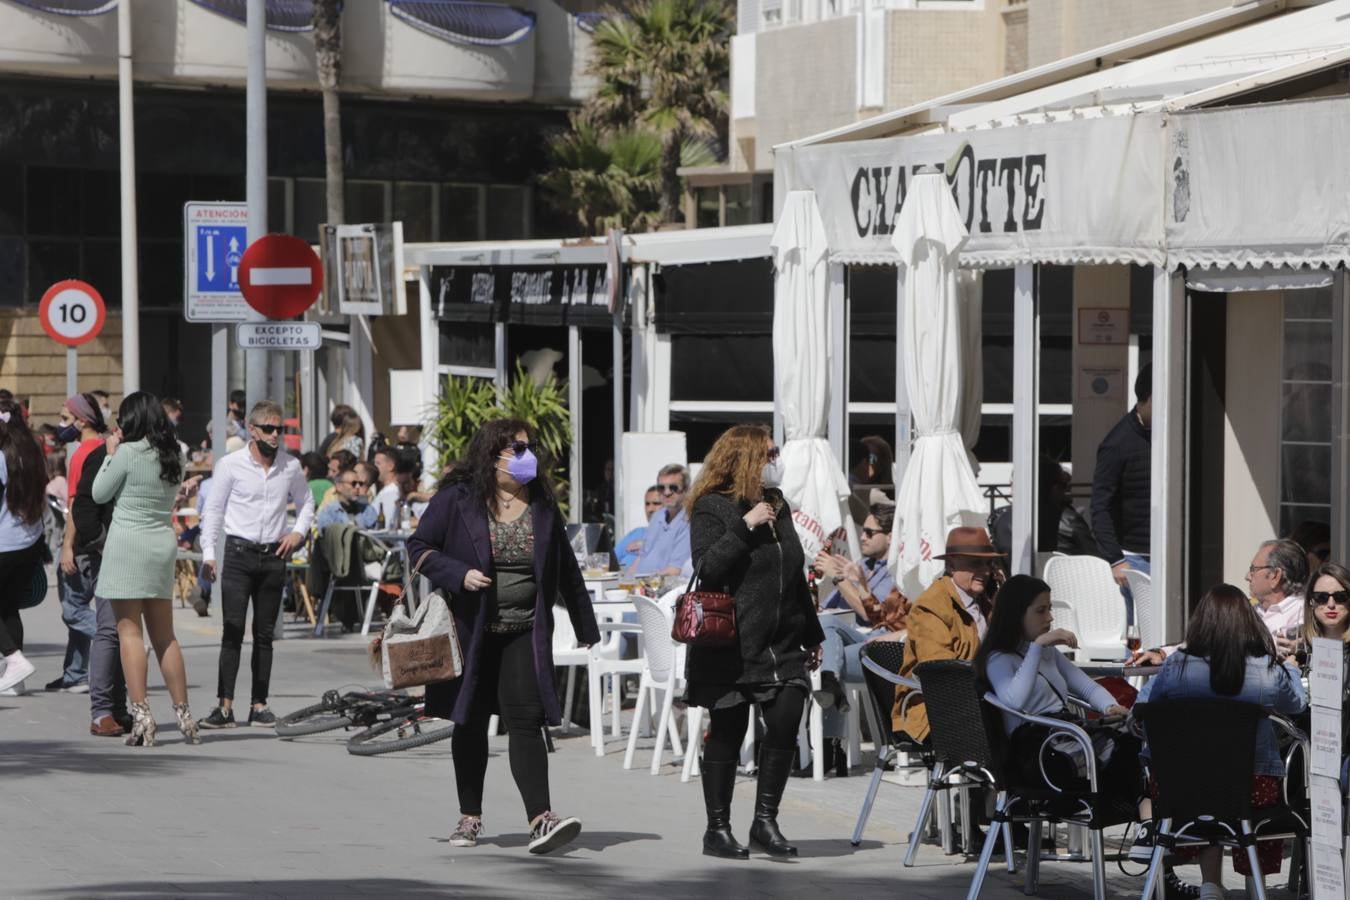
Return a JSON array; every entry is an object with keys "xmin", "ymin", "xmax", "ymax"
[
  {"xmin": 1150, "ymin": 267, "xmax": 1186, "ymax": 646},
  {"xmin": 827, "ymin": 263, "xmax": 848, "ymax": 466},
  {"xmin": 568, "ymin": 324, "xmax": 583, "ymax": 525},
  {"xmin": 894, "ymin": 267, "xmax": 911, "ymax": 487},
  {"xmin": 1011, "ymin": 264, "xmax": 1038, "ymax": 577}
]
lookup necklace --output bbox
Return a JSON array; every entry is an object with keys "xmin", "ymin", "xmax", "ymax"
[{"xmin": 496, "ymin": 484, "xmax": 526, "ymax": 506}]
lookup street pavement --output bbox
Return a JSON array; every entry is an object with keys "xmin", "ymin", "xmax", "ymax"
[{"xmin": 6, "ymin": 579, "xmax": 1283, "ymax": 899}]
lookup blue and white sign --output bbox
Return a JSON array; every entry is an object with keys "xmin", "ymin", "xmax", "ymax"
[{"xmin": 184, "ymin": 201, "xmax": 251, "ymax": 322}]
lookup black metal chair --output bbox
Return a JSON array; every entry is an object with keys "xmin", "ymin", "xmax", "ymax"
[
  {"xmin": 1135, "ymin": 700, "xmax": 1311, "ymax": 900},
  {"xmin": 850, "ymin": 640, "xmax": 934, "ymax": 846},
  {"xmin": 908, "ymin": 660, "xmax": 1015, "ymax": 871}
]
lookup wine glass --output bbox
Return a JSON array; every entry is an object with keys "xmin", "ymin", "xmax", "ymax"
[{"xmin": 1125, "ymin": 625, "xmax": 1141, "ymax": 654}]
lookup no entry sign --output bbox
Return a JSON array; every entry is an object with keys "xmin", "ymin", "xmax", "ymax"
[
  {"xmin": 39, "ymin": 280, "xmax": 106, "ymax": 347},
  {"xmin": 239, "ymin": 234, "xmax": 323, "ymax": 319}
]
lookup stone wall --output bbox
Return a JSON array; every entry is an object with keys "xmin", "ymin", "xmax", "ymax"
[{"xmin": 1026, "ymin": 0, "xmax": 1235, "ymax": 69}]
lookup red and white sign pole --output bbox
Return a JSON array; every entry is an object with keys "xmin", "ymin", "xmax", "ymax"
[{"xmin": 39, "ymin": 279, "xmax": 107, "ymax": 397}]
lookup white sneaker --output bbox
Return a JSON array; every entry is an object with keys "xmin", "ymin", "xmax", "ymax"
[
  {"xmin": 1197, "ymin": 882, "xmax": 1224, "ymax": 900},
  {"xmin": 0, "ymin": 680, "xmax": 26, "ymax": 696},
  {"xmin": 0, "ymin": 652, "xmax": 35, "ymax": 693}
]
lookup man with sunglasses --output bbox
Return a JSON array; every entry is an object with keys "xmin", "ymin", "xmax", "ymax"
[
  {"xmin": 314, "ymin": 466, "xmax": 378, "ymax": 531},
  {"xmin": 629, "ymin": 464, "xmax": 692, "ymax": 577},
  {"xmin": 198, "ymin": 400, "xmax": 315, "ymax": 729},
  {"xmin": 615, "ymin": 486, "xmax": 663, "ymax": 569}
]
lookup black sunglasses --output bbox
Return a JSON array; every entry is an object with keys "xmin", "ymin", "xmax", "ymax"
[
  {"xmin": 503, "ymin": 440, "xmax": 537, "ymax": 458},
  {"xmin": 344, "ymin": 479, "xmax": 369, "ymax": 488},
  {"xmin": 252, "ymin": 423, "xmax": 281, "ymax": 435},
  {"xmin": 767, "ymin": 447, "xmax": 781, "ymax": 462},
  {"xmin": 1310, "ymin": 590, "xmax": 1350, "ymax": 607},
  {"xmin": 657, "ymin": 483, "xmax": 684, "ymax": 495},
  {"xmin": 860, "ymin": 526, "xmax": 885, "ymax": 538}
]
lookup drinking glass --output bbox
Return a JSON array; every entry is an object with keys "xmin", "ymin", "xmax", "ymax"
[
  {"xmin": 584, "ymin": 553, "xmax": 610, "ymax": 578},
  {"xmin": 1125, "ymin": 625, "xmax": 1141, "ymax": 654}
]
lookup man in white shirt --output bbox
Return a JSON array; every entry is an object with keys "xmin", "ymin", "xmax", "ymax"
[
  {"xmin": 1248, "ymin": 538, "xmax": 1308, "ymax": 653},
  {"xmin": 371, "ymin": 446, "xmax": 404, "ymax": 528},
  {"xmin": 197, "ymin": 400, "xmax": 315, "ymax": 729}
]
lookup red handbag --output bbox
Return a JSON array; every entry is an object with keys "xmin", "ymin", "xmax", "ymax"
[{"xmin": 671, "ymin": 562, "xmax": 738, "ymax": 648}]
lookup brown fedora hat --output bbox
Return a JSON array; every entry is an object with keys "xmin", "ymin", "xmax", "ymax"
[{"xmin": 934, "ymin": 526, "xmax": 1003, "ymax": 559}]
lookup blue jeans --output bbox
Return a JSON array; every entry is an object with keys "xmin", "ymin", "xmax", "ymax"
[
  {"xmin": 819, "ymin": 615, "xmax": 878, "ymax": 739},
  {"xmin": 1120, "ymin": 552, "xmax": 1151, "ymax": 626},
  {"xmin": 58, "ymin": 560, "xmax": 97, "ymax": 685}
]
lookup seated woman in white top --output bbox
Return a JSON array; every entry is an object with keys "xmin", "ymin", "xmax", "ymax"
[{"xmin": 974, "ymin": 575, "xmax": 1142, "ymax": 819}]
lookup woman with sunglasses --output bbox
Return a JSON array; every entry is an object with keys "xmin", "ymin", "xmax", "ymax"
[
  {"xmin": 684, "ymin": 424, "xmax": 825, "ymax": 859},
  {"xmin": 408, "ymin": 418, "xmax": 599, "ymax": 855}
]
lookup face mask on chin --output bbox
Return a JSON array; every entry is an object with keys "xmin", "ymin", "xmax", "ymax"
[{"xmin": 255, "ymin": 439, "xmax": 278, "ymax": 459}]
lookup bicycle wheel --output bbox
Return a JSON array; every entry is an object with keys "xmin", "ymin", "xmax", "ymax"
[
  {"xmin": 276, "ymin": 701, "xmax": 353, "ymax": 738},
  {"xmin": 346, "ymin": 714, "xmax": 454, "ymax": 756}
]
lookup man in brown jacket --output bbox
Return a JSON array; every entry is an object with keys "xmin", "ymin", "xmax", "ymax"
[{"xmin": 892, "ymin": 526, "xmax": 1004, "ymax": 742}]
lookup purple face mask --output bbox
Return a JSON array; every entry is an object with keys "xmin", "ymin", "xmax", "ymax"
[{"xmin": 502, "ymin": 448, "xmax": 538, "ymax": 485}]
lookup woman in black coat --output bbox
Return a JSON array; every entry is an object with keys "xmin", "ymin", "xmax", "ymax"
[
  {"xmin": 685, "ymin": 423, "xmax": 825, "ymax": 860},
  {"xmin": 407, "ymin": 418, "xmax": 599, "ymax": 856}
]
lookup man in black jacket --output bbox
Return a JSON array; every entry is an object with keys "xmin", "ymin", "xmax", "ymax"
[{"xmin": 1090, "ymin": 365, "xmax": 1152, "ymax": 616}]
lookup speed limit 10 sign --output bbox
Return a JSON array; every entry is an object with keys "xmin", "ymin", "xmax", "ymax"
[{"xmin": 39, "ymin": 280, "xmax": 106, "ymax": 347}]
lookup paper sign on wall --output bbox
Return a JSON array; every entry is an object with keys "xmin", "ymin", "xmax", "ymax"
[
  {"xmin": 1077, "ymin": 367, "xmax": 1125, "ymax": 402},
  {"xmin": 1078, "ymin": 308, "xmax": 1129, "ymax": 345},
  {"xmin": 1310, "ymin": 706, "xmax": 1342, "ymax": 779},
  {"xmin": 1310, "ymin": 637, "xmax": 1344, "ymax": 708},
  {"xmin": 1311, "ymin": 840, "xmax": 1346, "ymax": 898}
]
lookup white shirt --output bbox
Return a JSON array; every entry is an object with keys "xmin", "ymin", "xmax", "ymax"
[
  {"xmin": 373, "ymin": 481, "xmax": 402, "ymax": 528},
  {"xmin": 1255, "ymin": 593, "xmax": 1303, "ymax": 638},
  {"xmin": 955, "ymin": 583, "xmax": 988, "ymax": 639},
  {"xmin": 199, "ymin": 445, "xmax": 315, "ymax": 562}
]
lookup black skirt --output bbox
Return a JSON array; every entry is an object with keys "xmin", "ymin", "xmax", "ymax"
[{"xmin": 686, "ymin": 675, "xmax": 810, "ymax": 711}]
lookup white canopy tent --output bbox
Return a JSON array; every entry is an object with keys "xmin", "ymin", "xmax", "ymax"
[
  {"xmin": 770, "ymin": 191, "xmax": 857, "ymax": 562},
  {"xmin": 887, "ymin": 173, "xmax": 986, "ymax": 596}
]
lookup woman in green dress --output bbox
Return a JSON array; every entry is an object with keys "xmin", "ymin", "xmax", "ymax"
[{"xmin": 92, "ymin": 392, "xmax": 202, "ymax": 747}]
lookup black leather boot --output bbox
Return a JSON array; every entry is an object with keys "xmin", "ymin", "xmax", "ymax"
[
  {"xmin": 701, "ymin": 760, "xmax": 749, "ymax": 859},
  {"xmin": 748, "ymin": 747, "xmax": 799, "ymax": 857}
]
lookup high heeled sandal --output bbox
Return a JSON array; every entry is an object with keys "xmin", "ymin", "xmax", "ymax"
[
  {"xmin": 125, "ymin": 700, "xmax": 157, "ymax": 747},
  {"xmin": 173, "ymin": 703, "xmax": 202, "ymax": 745}
]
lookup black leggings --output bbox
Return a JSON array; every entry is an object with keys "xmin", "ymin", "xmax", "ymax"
[
  {"xmin": 704, "ymin": 686, "xmax": 807, "ymax": 764},
  {"xmin": 0, "ymin": 540, "xmax": 44, "ymax": 657},
  {"xmin": 452, "ymin": 629, "xmax": 550, "ymax": 821}
]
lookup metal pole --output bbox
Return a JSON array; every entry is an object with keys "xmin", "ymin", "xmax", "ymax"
[
  {"xmin": 612, "ymin": 310, "xmax": 623, "ymax": 536},
  {"xmin": 245, "ymin": 0, "xmax": 269, "ymax": 405},
  {"xmin": 1010, "ymin": 264, "xmax": 1038, "ymax": 577},
  {"xmin": 117, "ymin": 0, "xmax": 139, "ymax": 394},
  {"xmin": 568, "ymin": 324, "xmax": 583, "ymax": 524},
  {"xmin": 210, "ymin": 323, "xmax": 228, "ymax": 609},
  {"xmin": 1150, "ymin": 266, "xmax": 1185, "ymax": 646},
  {"xmin": 894, "ymin": 267, "xmax": 911, "ymax": 486},
  {"xmin": 66, "ymin": 347, "xmax": 78, "ymax": 398}
]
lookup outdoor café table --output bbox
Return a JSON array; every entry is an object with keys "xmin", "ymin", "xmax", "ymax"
[{"xmin": 1074, "ymin": 663, "xmax": 1162, "ymax": 680}]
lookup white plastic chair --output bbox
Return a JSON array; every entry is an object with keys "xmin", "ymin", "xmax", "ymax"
[
  {"xmin": 551, "ymin": 604, "xmax": 591, "ymax": 732},
  {"xmin": 623, "ymin": 597, "xmax": 687, "ymax": 773},
  {"xmin": 588, "ymin": 617, "xmax": 644, "ymax": 757},
  {"xmin": 1123, "ymin": 568, "xmax": 1158, "ymax": 648},
  {"xmin": 1042, "ymin": 555, "xmax": 1127, "ymax": 661}
]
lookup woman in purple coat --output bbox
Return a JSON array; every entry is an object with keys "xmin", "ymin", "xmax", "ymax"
[{"xmin": 408, "ymin": 418, "xmax": 599, "ymax": 855}]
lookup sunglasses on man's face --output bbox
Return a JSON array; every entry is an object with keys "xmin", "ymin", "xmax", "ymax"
[
  {"xmin": 503, "ymin": 440, "xmax": 537, "ymax": 458},
  {"xmin": 252, "ymin": 423, "xmax": 281, "ymax": 435},
  {"xmin": 657, "ymin": 483, "xmax": 684, "ymax": 495},
  {"xmin": 1310, "ymin": 590, "xmax": 1350, "ymax": 607},
  {"xmin": 344, "ymin": 480, "xmax": 368, "ymax": 488},
  {"xmin": 860, "ymin": 526, "xmax": 886, "ymax": 539}
]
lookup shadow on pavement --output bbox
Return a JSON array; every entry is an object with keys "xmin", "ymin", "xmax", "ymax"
[
  {"xmin": 28, "ymin": 878, "xmax": 486, "ymax": 899},
  {"xmin": 0, "ymin": 740, "xmax": 246, "ymax": 776},
  {"xmin": 468, "ymin": 830, "xmax": 662, "ymax": 853}
]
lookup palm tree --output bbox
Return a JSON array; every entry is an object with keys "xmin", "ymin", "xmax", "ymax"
[
  {"xmin": 588, "ymin": 0, "xmax": 732, "ymax": 225},
  {"xmin": 313, "ymin": 0, "xmax": 344, "ymax": 228}
]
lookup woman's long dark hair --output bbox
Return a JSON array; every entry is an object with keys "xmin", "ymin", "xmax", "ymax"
[
  {"xmin": 0, "ymin": 398, "xmax": 47, "ymax": 525},
  {"xmin": 974, "ymin": 574, "xmax": 1052, "ymax": 685},
  {"xmin": 1181, "ymin": 583, "xmax": 1277, "ymax": 695},
  {"xmin": 447, "ymin": 417, "xmax": 553, "ymax": 515},
  {"xmin": 117, "ymin": 391, "xmax": 183, "ymax": 485}
]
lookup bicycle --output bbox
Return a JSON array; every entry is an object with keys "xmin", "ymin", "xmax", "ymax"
[
  {"xmin": 276, "ymin": 687, "xmax": 419, "ymax": 738},
  {"xmin": 276, "ymin": 687, "xmax": 455, "ymax": 756}
]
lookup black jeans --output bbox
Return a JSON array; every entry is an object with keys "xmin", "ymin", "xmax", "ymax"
[
  {"xmin": 0, "ymin": 539, "xmax": 44, "ymax": 657},
  {"xmin": 704, "ymin": 686, "xmax": 808, "ymax": 764},
  {"xmin": 451, "ymin": 629, "xmax": 550, "ymax": 821},
  {"xmin": 217, "ymin": 537, "xmax": 287, "ymax": 704}
]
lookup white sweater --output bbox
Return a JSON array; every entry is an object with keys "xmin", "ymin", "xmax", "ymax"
[{"xmin": 985, "ymin": 642, "xmax": 1117, "ymax": 734}]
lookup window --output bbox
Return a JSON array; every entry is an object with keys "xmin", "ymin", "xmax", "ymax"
[
  {"xmin": 485, "ymin": 185, "xmax": 530, "ymax": 240},
  {"xmin": 346, "ymin": 180, "xmax": 389, "ymax": 225},
  {"xmin": 394, "ymin": 182, "xmax": 435, "ymax": 243},
  {"xmin": 724, "ymin": 183, "xmax": 752, "ymax": 226},
  {"xmin": 441, "ymin": 184, "xmax": 482, "ymax": 241},
  {"xmin": 1279, "ymin": 286, "xmax": 1334, "ymax": 536},
  {"xmin": 294, "ymin": 178, "xmax": 327, "ymax": 245},
  {"xmin": 27, "ymin": 167, "xmax": 81, "ymax": 237},
  {"xmin": 694, "ymin": 187, "xmax": 719, "ymax": 229},
  {"xmin": 0, "ymin": 165, "xmax": 21, "ymax": 235}
]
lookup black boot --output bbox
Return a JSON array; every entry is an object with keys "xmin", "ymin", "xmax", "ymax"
[
  {"xmin": 701, "ymin": 760, "xmax": 749, "ymax": 859},
  {"xmin": 748, "ymin": 747, "xmax": 799, "ymax": 857}
]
